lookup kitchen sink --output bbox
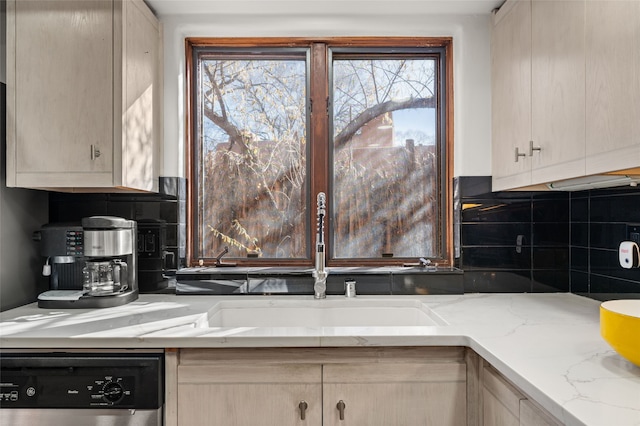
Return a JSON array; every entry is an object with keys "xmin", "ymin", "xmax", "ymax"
[{"xmin": 205, "ymin": 297, "xmax": 446, "ymax": 327}]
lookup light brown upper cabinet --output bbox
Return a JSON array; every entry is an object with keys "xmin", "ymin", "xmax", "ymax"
[
  {"xmin": 585, "ymin": 1, "xmax": 640, "ymax": 176},
  {"xmin": 492, "ymin": 0, "xmax": 586, "ymax": 191},
  {"xmin": 6, "ymin": 0, "xmax": 162, "ymax": 192},
  {"xmin": 491, "ymin": 0, "xmax": 533, "ymax": 191}
]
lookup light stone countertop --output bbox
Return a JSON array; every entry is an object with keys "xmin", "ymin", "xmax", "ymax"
[{"xmin": 1, "ymin": 293, "xmax": 639, "ymax": 426}]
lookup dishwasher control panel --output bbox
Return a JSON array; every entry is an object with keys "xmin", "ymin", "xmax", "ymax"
[{"xmin": 0, "ymin": 353, "xmax": 163, "ymax": 409}]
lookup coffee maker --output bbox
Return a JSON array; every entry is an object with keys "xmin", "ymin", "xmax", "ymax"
[
  {"xmin": 34, "ymin": 222, "xmax": 85, "ymax": 292},
  {"xmin": 37, "ymin": 216, "xmax": 138, "ymax": 308}
]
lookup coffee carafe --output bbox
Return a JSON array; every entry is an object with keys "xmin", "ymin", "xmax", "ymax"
[
  {"xmin": 82, "ymin": 216, "xmax": 138, "ymax": 303},
  {"xmin": 83, "ymin": 259, "xmax": 128, "ymax": 296}
]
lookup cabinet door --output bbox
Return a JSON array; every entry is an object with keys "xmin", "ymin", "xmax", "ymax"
[
  {"xmin": 491, "ymin": 0, "xmax": 532, "ymax": 191},
  {"xmin": 121, "ymin": 0, "xmax": 160, "ymax": 191},
  {"xmin": 177, "ymin": 364, "xmax": 322, "ymax": 426},
  {"xmin": 12, "ymin": 0, "xmax": 113, "ymax": 185},
  {"xmin": 530, "ymin": 0, "xmax": 586, "ymax": 184},
  {"xmin": 323, "ymin": 363, "xmax": 466, "ymax": 426},
  {"xmin": 481, "ymin": 364, "xmax": 524, "ymax": 426},
  {"xmin": 520, "ymin": 400, "xmax": 562, "ymax": 426},
  {"xmin": 585, "ymin": 1, "xmax": 640, "ymax": 175}
]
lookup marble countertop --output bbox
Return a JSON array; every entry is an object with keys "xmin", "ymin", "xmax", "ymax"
[{"xmin": 1, "ymin": 293, "xmax": 638, "ymax": 426}]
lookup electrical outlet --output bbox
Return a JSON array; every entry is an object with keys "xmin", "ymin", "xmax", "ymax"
[{"xmin": 627, "ymin": 223, "xmax": 640, "ymax": 244}]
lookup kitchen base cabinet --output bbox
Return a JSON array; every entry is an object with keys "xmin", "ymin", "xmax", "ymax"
[
  {"xmin": 519, "ymin": 400, "xmax": 563, "ymax": 426},
  {"xmin": 481, "ymin": 362, "xmax": 525, "ymax": 426},
  {"xmin": 178, "ymin": 364, "xmax": 322, "ymax": 426},
  {"xmin": 167, "ymin": 347, "xmax": 467, "ymax": 426},
  {"xmin": 323, "ymin": 363, "xmax": 466, "ymax": 425},
  {"xmin": 479, "ymin": 361, "xmax": 562, "ymax": 426}
]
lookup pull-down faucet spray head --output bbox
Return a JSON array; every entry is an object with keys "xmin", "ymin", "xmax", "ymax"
[{"xmin": 314, "ymin": 192, "xmax": 327, "ymax": 299}]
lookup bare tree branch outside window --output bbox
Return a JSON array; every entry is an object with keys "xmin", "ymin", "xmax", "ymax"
[{"xmin": 193, "ymin": 45, "xmax": 446, "ymax": 263}]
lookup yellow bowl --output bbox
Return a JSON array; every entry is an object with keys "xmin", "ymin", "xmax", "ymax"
[{"xmin": 600, "ymin": 300, "xmax": 640, "ymax": 367}]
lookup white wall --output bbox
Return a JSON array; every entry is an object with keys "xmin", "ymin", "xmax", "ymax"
[{"xmin": 161, "ymin": 12, "xmax": 492, "ymax": 178}]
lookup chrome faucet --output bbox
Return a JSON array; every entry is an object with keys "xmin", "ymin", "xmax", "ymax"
[{"xmin": 314, "ymin": 192, "xmax": 328, "ymax": 299}]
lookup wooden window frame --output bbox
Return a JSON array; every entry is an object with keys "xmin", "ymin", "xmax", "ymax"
[{"xmin": 185, "ymin": 37, "xmax": 454, "ymax": 268}]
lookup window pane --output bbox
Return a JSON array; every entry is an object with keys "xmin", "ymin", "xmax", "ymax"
[
  {"xmin": 197, "ymin": 56, "xmax": 308, "ymax": 259},
  {"xmin": 332, "ymin": 58, "xmax": 439, "ymax": 259}
]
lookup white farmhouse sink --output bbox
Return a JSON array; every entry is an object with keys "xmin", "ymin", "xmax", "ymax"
[{"xmin": 205, "ymin": 297, "xmax": 446, "ymax": 327}]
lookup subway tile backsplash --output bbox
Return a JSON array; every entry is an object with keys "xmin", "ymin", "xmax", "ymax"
[
  {"xmin": 456, "ymin": 176, "xmax": 640, "ymax": 300},
  {"xmin": 45, "ymin": 175, "xmax": 640, "ymax": 299},
  {"xmin": 49, "ymin": 177, "xmax": 188, "ymax": 274}
]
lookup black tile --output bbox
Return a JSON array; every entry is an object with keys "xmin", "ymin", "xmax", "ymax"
[
  {"xmin": 326, "ymin": 274, "xmax": 391, "ymax": 295},
  {"xmin": 160, "ymin": 201, "xmax": 179, "ymax": 223},
  {"xmin": 590, "ymin": 248, "xmax": 640, "ymax": 283},
  {"xmin": 248, "ymin": 276, "xmax": 314, "ymax": 294},
  {"xmin": 589, "ymin": 185, "xmax": 640, "ymax": 198},
  {"xmin": 461, "ymin": 223, "xmax": 531, "ymax": 246},
  {"xmin": 531, "ymin": 191, "xmax": 570, "ymax": 201},
  {"xmin": 571, "ymin": 223, "xmax": 588, "ymax": 247},
  {"xmin": 456, "ymin": 176, "xmax": 492, "ymax": 198},
  {"xmin": 533, "ymin": 247, "xmax": 569, "ymax": 269},
  {"xmin": 391, "ymin": 273, "xmax": 464, "ymax": 295},
  {"xmin": 590, "ymin": 274, "xmax": 640, "ymax": 294},
  {"xmin": 461, "ymin": 247, "xmax": 531, "ymax": 270},
  {"xmin": 461, "ymin": 199, "xmax": 531, "ymax": 223},
  {"xmin": 491, "ymin": 191, "xmax": 536, "ymax": 199},
  {"xmin": 590, "ymin": 192, "xmax": 640, "ymax": 223},
  {"xmin": 533, "ymin": 198, "xmax": 569, "ymax": 222},
  {"xmin": 532, "ymin": 270, "xmax": 569, "ymax": 292},
  {"xmin": 166, "ymin": 224, "xmax": 178, "ymax": 246},
  {"xmin": 134, "ymin": 202, "xmax": 161, "ymax": 220},
  {"xmin": 570, "ymin": 271, "xmax": 589, "ymax": 293},
  {"xmin": 590, "ymin": 223, "xmax": 627, "ymax": 250},
  {"xmin": 570, "ymin": 189, "xmax": 591, "ymax": 199},
  {"xmin": 178, "ymin": 201, "xmax": 187, "ymax": 224},
  {"xmin": 49, "ymin": 194, "xmax": 109, "ymax": 222},
  {"xmin": 533, "ymin": 223, "xmax": 569, "ymax": 246},
  {"xmin": 107, "ymin": 201, "xmax": 135, "ymax": 220},
  {"xmin": 570, "ymin": 196, "xmax": 589, "ymax": 222},
  {"xmin": 570, "ymin": 247, "xmax": 588, "ymax": 271},
  {"xmin": 463, "ymin": 270, "xmax": 531, "ymax": 293},
  {"xmin": 159, "ymin": 176, "xmax": 187, "ymax": 200}
]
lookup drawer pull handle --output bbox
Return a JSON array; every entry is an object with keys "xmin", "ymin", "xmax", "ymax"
[
  {"xmin": 337, "ymin": 400, "xmax": 346, "ymax": 420},
  {"xmin": 299, "ymin": 400, "xmax": 308, "ymax": 420}
]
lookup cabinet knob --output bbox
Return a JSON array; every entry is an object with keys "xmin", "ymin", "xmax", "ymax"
[
  {"xmin": 515, "ymin": 147, "xmax": 526, "ymax": 162},
  {"xmin": 529, "ymin": 140, "xmax": 541, "ymax": 156},
  {"xmin": 336, "ymin": 400, "xmax": 346, "ymax": 420},
  {"xmin": 298, "ymin": 400, "xmax": 308, "ymax": 420}
]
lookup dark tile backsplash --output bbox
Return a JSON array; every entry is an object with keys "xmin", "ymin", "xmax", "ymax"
[
  {"xmin": 43, "ymin": 174, "xmax": 640, "ymax": 299},
  {"xmin": 48, "ymin": 177, "xmax": 188, "ymax": 275},
  {"xmin": 456, "ymin": 176, "xmax": 640, "ymax": 300}
]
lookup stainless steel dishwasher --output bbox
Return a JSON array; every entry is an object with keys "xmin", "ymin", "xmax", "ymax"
[{"xmin": 0, "ymin": 352, "xmax": 164, "ymax": 426}]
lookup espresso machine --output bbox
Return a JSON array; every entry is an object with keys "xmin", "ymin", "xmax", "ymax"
[{"xmin": 37, "ymin": 216, "xmax": 138, "ymax": 308}]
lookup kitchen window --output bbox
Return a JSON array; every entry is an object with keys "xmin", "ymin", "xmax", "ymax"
[{"xmin": 186, "ymin": 38, "xmax": 453, "ymax": 267}]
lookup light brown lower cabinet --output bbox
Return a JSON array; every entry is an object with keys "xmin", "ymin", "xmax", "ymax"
[
  {"xmin": 165, "ymin": 348, "xmax": 562, "ymax": 426},
  {"xmin": 167, "ymin": 347, "xmax": 467, "ymax": 426},
  {"xmin": 323, "ymin": 363, "xmax": 466, "ymax": 426},
  {"xmin": 480, "ymin": 361, "xmax": 562, "ymax": 426}
]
